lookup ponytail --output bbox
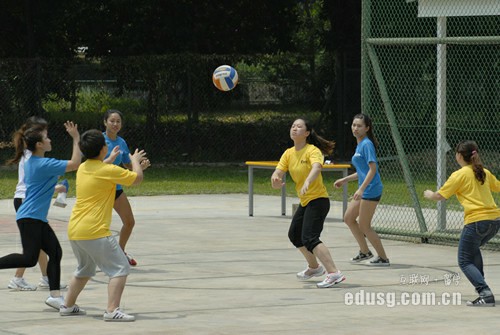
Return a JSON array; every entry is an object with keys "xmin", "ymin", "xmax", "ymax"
[
  {"xmin": 6, "ymin": 117, "xmax": 48, "ymax": 165},
  {"xmin": 456, "ymin": 140, "xmax": 485, "ymax": 184},
  {"xmin": 301, "ymin": 118, "xmax": 335, "ymax": 156},
  {"xmin": 7, "ymin": 129, "xmax": 27, "ymax": 165}
]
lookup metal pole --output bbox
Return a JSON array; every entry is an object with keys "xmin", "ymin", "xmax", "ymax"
[
  {"xmin": 366, "ymin": 44, "xmax": 428, "ymax": 236},
  {"xmin": 342, "ymin": 169, "xmax": 348, "ymax": 216},
  {"xmin": 281, "ymin": 174, "xmax": 286, "ymax": 216},
  {"xmin": 436, "ymin": 17, "xmax": 448, "ymax": 230},
  {"xmin": 366, "ymin": 36, "xmax": 500, "ymax": 45},
  {"xmin": 248, "ymin": 166, "xmax": 254, "ymax": 216},
  {"xmin": 361, "ymin": 0, "xmax": 372, "ymax": 113}
]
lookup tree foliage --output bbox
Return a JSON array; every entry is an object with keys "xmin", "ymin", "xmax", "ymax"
[{"xmin": 0, "ymin": 0, "xmax": 304, "ymax": 57}]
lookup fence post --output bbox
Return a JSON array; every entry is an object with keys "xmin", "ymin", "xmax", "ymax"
[
  {"xmin": 361, "ymin": 0, "xmax": 371, "ymax": 114},
  {"xmin": 436, "ymin": 17, "xmax": 448, "ymax": 231},
  {"xmin": 366, "ymin": 43, "xmax": 429, "ymax": 237}
]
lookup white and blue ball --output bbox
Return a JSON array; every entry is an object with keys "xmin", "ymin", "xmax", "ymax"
[{"xmin": 212, "ymin": 65, "xmax": 238, "ymax": 91}]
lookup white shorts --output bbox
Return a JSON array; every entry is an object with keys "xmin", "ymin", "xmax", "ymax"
[{"xmin": 70, "ymin": 236, "xmax": 130, "ymax": 278}]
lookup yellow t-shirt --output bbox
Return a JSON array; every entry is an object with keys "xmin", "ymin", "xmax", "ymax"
[
  {"xmin": 277, "ymin": 144, "xmax": 328, "ymax": 206},
  {"xmin": 438, "ymin": 165, "xmax": 500, "ymax": 224},
  {"xmin": 68, "ymin": 159, "xmax": 137, "ymax": 240}
]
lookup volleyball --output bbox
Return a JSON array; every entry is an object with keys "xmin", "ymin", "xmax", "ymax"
[{"xmin": 212, "ymin": 65, "xmax": 238, "ymax": 91}]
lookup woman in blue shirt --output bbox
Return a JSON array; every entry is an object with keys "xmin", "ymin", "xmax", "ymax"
[
  {"xmin": 102, "ymin": 109, "xmax": 138, "ymax": 266},
  {"xmin": 0, "ymin": 120, "xmax": 81, "ymax": 310},
  {"xmin": 334, "ymin": 113, "xmax": 389, "ymax": 266}
]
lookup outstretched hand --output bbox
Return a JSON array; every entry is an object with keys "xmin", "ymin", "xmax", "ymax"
[
  {"xmin": 130, "ymin": 149, "xmax": 151, "ymax": 170},
  {"xmin": 271, "ymin": 175, "xmax": 285, "ymax": 189},
  {"xmin": 64, "ymin": 121, "xmax": 79, "ymax": 139},
  {"xmin": 140, "ymin": 158, "xmax": 151, "ymax": 170},
  {"xmin": 130, "ymin": 149, "xmax": 147, "ymax": 164},
  {"xmin": 108, "ymin": 145, "xmax": 121, "ymax": 162}
]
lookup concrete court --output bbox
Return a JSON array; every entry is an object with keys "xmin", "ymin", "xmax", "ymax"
[{"xmin": 0, "ymin": 194, "xmax": 499, "ymax": 335}]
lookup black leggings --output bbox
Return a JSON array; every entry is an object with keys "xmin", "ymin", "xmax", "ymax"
[
  {"xmin": 0, "ymin": 218, "xmax": 62, "ymax": 291},
  {"xmin": 288, "ymin": 198, "xmax": 330, "ymax": 253}
]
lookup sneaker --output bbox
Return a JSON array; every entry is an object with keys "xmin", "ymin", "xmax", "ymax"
[
  {"xmin": 296, "ymin": 265, "xmax": 326, "ymax": 280},
  {"xmin": 45, "ymin": 295, "xmax": 65, "ymax": 310},
  {"xmin": 317, "ymin": 271, "xmax": 346, "ymax": 288},
  {"xmin": 350, "ymin": 251, "xmax": 373, "ymax": 262},
  {"xmin": 60, "ymin": 304, "xmax": 86, "ymax": 316},
  {"xmin": 366, "ymin": 256, "xmax": 390, "ymax": 266},
  {"xmin": 125, "ymin": 253, "xmax": 137, "ymax": 266},
  {"xmin": 466, "ymin": 295, "xmax": 495, "ymax": 307},
  {"xmin": 7, "ymin": 277, "xmax": 37, "ymax": 291},
  {"xmin": 38, "ymin": 277, "xmax": 67, "ymax": 290},
  {"xmin": 103, "ymin": 307, "xmax": 135, "ymax": 322}
]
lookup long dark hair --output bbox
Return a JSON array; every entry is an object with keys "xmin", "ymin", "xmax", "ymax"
[
  {"xmin": 456, "ymin": 140, "xmax": 485, "ymax": 184},
  {"xmin": 103, "ymin": 109, "xmax": 124, "ymax": 124},
  {"xmin": 7, "ymin": 117, "xmax": 48, "ymax": 165},
  {"xmin": 299, "ymin": 118, "xmax": 335, "ymax": 156},
  {"xmin": 353, "ymin": 113, "xmax": 378, "ymax": 148}
]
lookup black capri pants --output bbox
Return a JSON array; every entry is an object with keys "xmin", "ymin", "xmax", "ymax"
[
  {"xmin": 0, "ymin": 218, "xmax": 63, "ymax": 291},
  {"xmin": 288, "ymin": 197, "xmax": 330, "ymax": 253}
]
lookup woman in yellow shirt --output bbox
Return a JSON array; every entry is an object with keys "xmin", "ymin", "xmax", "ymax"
[
  {"xmin": 271, "ymin": 118, "xmax": 345, "ymax": 288},
  {"xmin": 424, "ymin": 140, "xmax": 500, "ymax": 306}
]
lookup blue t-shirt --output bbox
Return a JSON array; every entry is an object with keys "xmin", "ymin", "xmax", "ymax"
[
  {"xmin": 17, "ymin": 156, "xmax": 67, "ymax": 222},
  {"xmin": 352, "ymin": 137, "xmax": 383, "ymax": 198},
  {"xmin": 103, "ymin": 133, "xmax": 131, "ymax": 191}
]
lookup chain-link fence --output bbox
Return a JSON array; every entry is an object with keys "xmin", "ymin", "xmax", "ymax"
[
  {"xmin": 362, "ymin": 0, "xmax": 500, "ymax": 247},
  {"xmin": 0, "ymin": 54, "xmax": 340, "ymax": 164},
  {"xmin": 1, "ymin": 2, "xmax": 499, "ymax": 249}
]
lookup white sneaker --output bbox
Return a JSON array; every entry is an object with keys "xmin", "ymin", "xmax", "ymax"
[
  {"xmin": 316, "ymin": 271, "xmax": 346, "ymax": 288},
  {"xmin": 296, "ymin": 265, "xmax": 326, "ymax": 280},
  {"xmin": 7, "ymin": 277, "xmax": 37, "ymax": 291},
  {"xmin": 38, "ymin": 277, "xmax": 68, "ymax": 290},
  {"xmin": 103, "ymin": 307, "xmax": 135, "ymax": 322},
  {"xmin": 45, "ymin": 295, "xmax": 65, "ymax": 310},
  {"xmin": 60, "ymin": 304, "xmax": 86, "ymax": 316}
]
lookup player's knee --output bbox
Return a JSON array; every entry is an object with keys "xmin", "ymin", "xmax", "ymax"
[
  {"xmin": 344, "ymin": 216, "xmax": 356, "ymax": 226},
  {"xmin": 359, "ymin": 225, "xmax": 372, "ymax": 235},
  {"xmin": 303, "ymin": 238, "xmax": 321, "ymax": 253},
  {"xmin": 25, "ymin": 258, "xmax": 38, "ymax": 267},
  {"xmin": 46, "ymin": 245, "xmax": 63, "ymax": 264},
  {"xmin": 457, "ymin": 256, "xmax": 469, "ymax": 269},
  {"xmin": 25, "ymin": 253, "xmax": 39, "ymax": 267},
  {"xmin": 288, "ymin": 231, "xmax": 301, "ymax": 248}
]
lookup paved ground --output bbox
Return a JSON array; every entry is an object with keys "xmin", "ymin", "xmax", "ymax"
[{"xmin": 0, "ymin": 194, "xmax": 499, "ymax": 335}]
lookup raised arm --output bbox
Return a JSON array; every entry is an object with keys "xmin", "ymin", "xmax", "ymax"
[{"xmin": 64, "ymin": 121, "xmax": 81, "ymax": 172}]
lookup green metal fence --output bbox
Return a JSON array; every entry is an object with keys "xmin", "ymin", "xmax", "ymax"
[{"xmin": 361, "ymin": 0, "xmax": 500, "ymax": 247}]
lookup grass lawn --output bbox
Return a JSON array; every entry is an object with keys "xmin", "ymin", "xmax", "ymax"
[{"xmin": 0, "ymin": 165, "xmax": 462, "ymax": 211}]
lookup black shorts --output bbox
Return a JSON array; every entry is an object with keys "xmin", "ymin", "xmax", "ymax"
[
  {"xmin": 362, "ymin": 195, "xmax": 382, "ymax": 202},
  {"xmin": 115, "ymin": 189, "xmax": 124, "ymax": 200},
  {"xmin": 13, "ymin": 198, "xmax": 23, "ymax": 212}
]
